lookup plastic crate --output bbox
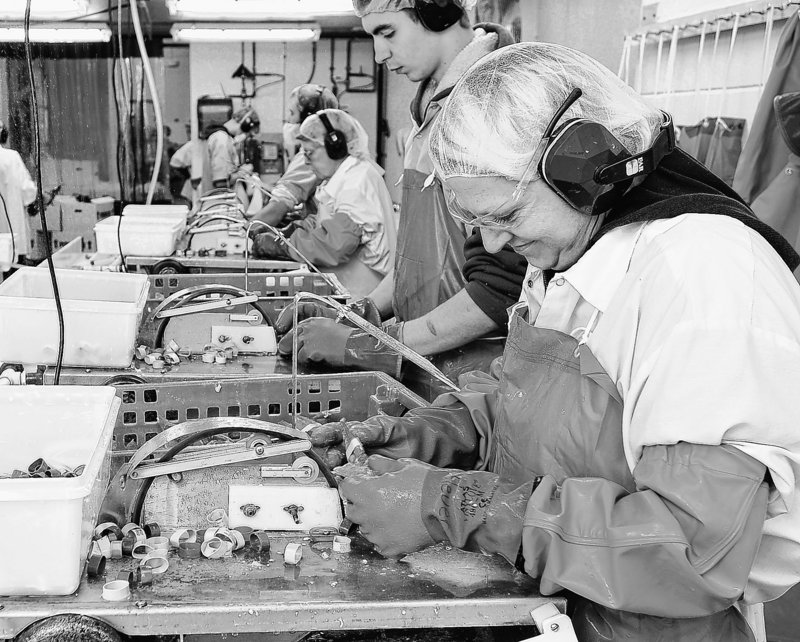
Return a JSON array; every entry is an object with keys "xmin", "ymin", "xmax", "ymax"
[
  {"xmin": 0, "ymin": 386, "xmax": 120, "ymax": 595},
  {"xmin": 110, "ymin": 372, "xmax": 426, "ymax": 454},
  {"xmin": 0, "ymin": 267, "xmax": 150, "ymax": 367},
  {"xmin": 144, "ymin": 271, "xmax": 349, "ymax": 326}
]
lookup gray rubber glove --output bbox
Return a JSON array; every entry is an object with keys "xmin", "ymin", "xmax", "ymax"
[
  {"xmin": 338, "ymin": 455, "xmax": 450, "ymax": 558},
  {"xmin": 277, "ymin": 318, "xmax": 403, "ymax": 378},
  {"xmin": 274, "ymin": 297, "xmax": 382, "ymax": 336}
]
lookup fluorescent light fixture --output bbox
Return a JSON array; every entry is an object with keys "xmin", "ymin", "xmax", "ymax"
[
  {"xmin": 170, "ymin": 23, "xmax": 321, "ymax": 42},
  {"xmin": 167, "ymin": 0, "xmax": 354, "ymax": 18},
  {"xmin": 0, "ymin": 0, "xmax": 89, "ymax": 19},
  {"xmin": 0, "ymin": 23, "xmax": 112, "ymax": 43}
]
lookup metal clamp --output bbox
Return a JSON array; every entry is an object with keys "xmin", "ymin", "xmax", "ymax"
[{"xmin": 125, "ymin": 418, "xmax": 312, "ymax": 480}]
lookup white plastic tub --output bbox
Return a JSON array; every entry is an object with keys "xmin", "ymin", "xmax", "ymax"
[
  {"xmin": 122, "ymin": 204, "xmax": 189, "ymax": 227},
  {"xmin": 0, "ymin": 386, "xmax": 120, "ymax": 595},
  {"xmin": 0, "ymin": 233, "xmax": 15, "ymax": 271},
  {"xmin": 94, "ymin": 215, "xmax": 185, "ymax": 257},
  {"xmin": 0, "ymin": 267, "xmax": 150, "ymax": 367}
]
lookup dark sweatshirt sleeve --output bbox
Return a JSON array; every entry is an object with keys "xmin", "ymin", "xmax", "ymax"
[{"xmin": 462, "ymin": 229, "xmax": 528, "ymax": 328}]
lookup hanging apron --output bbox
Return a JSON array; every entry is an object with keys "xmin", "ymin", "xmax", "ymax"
[
  {"xmin": 393, "ymin": 170, "xmax": 505, "ymax": 401},
  {"xmin": 493, "ymin": 304, "xmax": 754, "ymax": 642},
  {"xmin": 392, "ymin": 170, "xmax": 467, "ymax": 322}
]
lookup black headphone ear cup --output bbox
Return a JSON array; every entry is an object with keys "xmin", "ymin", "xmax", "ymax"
[
  {"xmin": 414, "ymin": 0, "xmax": 464, "ymax": 32},
  {"xmin": 539, "ymin": 119, "xmax": 632, "ymax": 216},
  {"xmin": 0, "ymin": 125, "xmax": 7, "ymax": 145},
  {"xmin": 318, "ymin": 113, "xmax": 348, "ymax": 160}
]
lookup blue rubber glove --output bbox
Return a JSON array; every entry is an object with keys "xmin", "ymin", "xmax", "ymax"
[{"xmin": 339, "ymin": 455, "xmax": 448, "ymax": 558}]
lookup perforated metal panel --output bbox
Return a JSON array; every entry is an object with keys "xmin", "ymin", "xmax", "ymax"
[{"xmin": 111, "ymin": 372, "xmax": 425, "ymax": 453}]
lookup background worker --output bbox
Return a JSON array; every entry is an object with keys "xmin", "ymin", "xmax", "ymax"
[
  {"xmin": 251, "ymin": 109, "xmax": 399, "ymax": 303},
  {"xmin": 169, "ymin": 106, "xmax": 259, "ymax": 201},
  {"xmin": 277, "ymin": 0, "xmax": 528, "ymax": 400},
  {"xmin": 251, "ymin": 84, "xmax": 339, "ymax": 227},
  {"xmin": 311, "ymin": 42, "xmax": 800, "ymax": 641},
  {"xmin": 0, "ymin": 119, "xmax": 36, "ymax": 266}
]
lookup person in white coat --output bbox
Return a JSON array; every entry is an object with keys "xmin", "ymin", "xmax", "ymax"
[{"xmin": 0, "ymin": 120, "xmax": 36, "ymax": 266}]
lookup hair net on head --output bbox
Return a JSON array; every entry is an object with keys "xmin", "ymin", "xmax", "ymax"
[
  {"xmin": 429, "ymin": 42, "xmax": 664, "ymax": 182},
  {"xmin": 352, "ymin": 0, "xmax": 476, "ymax": 18},
  {"xmin": 290, "ymin": 84, "xmax": 338, "ymax": 121},
  {"xmin": 233, "ymin": 106, "xmax": 260, "ymax": 125},
  {"xmin": 298, "ymin": 109, "xmax": 374, "ymax": 162}
]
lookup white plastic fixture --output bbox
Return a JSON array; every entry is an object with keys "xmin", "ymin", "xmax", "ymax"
[
  {"xmin": 170, "ymin": 23, "xmax": 321, "ymax": 42},
  {"xmin": 0, "ymin": 0, "xmax": 89, "ymax": 19},
  {"xmin": 167, "ymin": 0, "xmax": 354, "ymax": 18},
  {"xmin": 0, "ymin": 23, "xmax": 112, "ymax": 42}
]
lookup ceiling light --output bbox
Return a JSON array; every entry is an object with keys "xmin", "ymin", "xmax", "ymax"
[
  {"xmin": 170, "ymin": 23, "xmax": 321, "ymax": 43},
  {"xmin": 0, "ymin": 0, "xmax": 89, "ymax": 19},
  {"xmin": 0, "ymin": 23, "xmax": 112, "ymax": 43},
  {"xmin": 167, "ymin": 0, "xmax": 354, "ymax": 18}
]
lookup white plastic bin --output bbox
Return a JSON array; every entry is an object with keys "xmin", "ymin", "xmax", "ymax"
[
  {"xmin": 0, "ymin": 267, "xmax": 150, "ymax": 367},
  {"xmin": 122, "ymin": 204, "xmax": 189, "ymax": 227},
  {"xmin": 0, "ymin": 233, "xmax": 15, "ymax": 271},
  {"xmin": 0, "ymin": 386, "xmax": 120, "ymax": 595},
  {"xmin": 94, "ymin": 215, "xmax": 185, "ymax": 257}
]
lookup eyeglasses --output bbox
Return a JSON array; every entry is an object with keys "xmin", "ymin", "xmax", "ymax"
[
  {"xmin": 442, "ymin": 88, "xmax": 584, "ymax": 231},
  {"xmin": 442, "ymin": 136, "xmax": 547, "ymax": 231}
]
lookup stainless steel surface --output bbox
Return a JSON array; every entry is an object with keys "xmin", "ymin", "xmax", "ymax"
[
  {"xmin": 126, "ymin": 255, "xmax": 305, "ymax": 273},
  {"xmin": 46, "ymin": 354, "xmax": 295, "ymax": 384},
  {"xmin": 0, "ymin": 540, "xmax": 561, "ymax": 638}
]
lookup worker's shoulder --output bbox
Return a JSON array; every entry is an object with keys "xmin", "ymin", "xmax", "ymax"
[{"xmin": 636, "ymin": 213, "xmax": 781, "ymax": 273}]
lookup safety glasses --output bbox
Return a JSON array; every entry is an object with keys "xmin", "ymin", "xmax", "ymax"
[
  {"xmin": 441, "ymin": 88, "xmax": 584, "ymax": 230},
  {"xmin": 442, "ymin": 135, "xmax": 547, "ymax": 231}
]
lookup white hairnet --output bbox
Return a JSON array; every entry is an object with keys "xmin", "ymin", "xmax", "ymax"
[
  {"xmin": 298, "ymin": 109, "xmax": 373, "ymax": 161},
  {"xmin": 353, "ymin": 0, "xmax": 476, "ymax": 18},
  {"xmin": 429, "ymin": 42, "xmax": 664, "ymax": 182}
]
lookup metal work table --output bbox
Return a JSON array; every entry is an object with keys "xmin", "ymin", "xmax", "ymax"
[
  {"xmin": 46, "ymin": 354, "xmax": 296, "ymax": 385},
  {"xmin": 0, "ymin": 538, "xmax": 561, "ymax": 639}
]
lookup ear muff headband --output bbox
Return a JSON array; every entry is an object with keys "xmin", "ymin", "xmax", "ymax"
[
  {"xmin": 537, "ymin": 88, "xmax": 676, "ymax": 216},
  {"xmin": 299, "ymin": 85, "xmax": 326, "ymax": 123},
  {"xmin": 414, "ymin": 0, "xmax": 464, "ymax": 32},
  {"xmin": 318, "ymin": 112, "xmax": 348, "ymax": 160}
]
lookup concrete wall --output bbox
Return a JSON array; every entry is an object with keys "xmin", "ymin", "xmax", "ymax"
[
  {"xmin": 520, "ymin": 0, "xmax": 642, "ymax": 73},
  {"xmin": 188, "ymin": 37, "xmax": 378, "ymax": 158}
]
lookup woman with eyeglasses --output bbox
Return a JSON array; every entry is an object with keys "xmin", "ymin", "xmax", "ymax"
[{"xmin": 307, "ymin": 42, "xmax": 800, "ymax": 641}]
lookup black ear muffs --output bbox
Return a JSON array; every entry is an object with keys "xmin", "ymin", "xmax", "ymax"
[
  {"xmin": 538, "ymin": 88, "xmax": 676, "ymax": 216},
  {"xmin": 318, "ymin": 112, "xmax": 348, "ymax": 160},
  {"xmin": 414, "ymin": 0, "xmax": 464, "ymax": 32},
  {"xmin": 0, "ymin": 123, "xmax": 7, "ymax": 145}
]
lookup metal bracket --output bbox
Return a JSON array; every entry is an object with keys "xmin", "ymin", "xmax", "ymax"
[
  {"xmin": 155, "ymin": 294, "xmax": 258, "ymax": 318},
  {"xmin": 519, "ymin": 603, "xmax": 578, "ymax": 641},
  {"xmin": 125, "ymin": 418, "xmax": 311, "ymax": 480}
]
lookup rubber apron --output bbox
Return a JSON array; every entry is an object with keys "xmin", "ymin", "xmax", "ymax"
[
  {"xmin": 393, "ymin": 171, "xmax": 504, "ymax": 400},
  {"xmin": 492, "ymin": 303, "xmax": 754, "ymax": 642}
]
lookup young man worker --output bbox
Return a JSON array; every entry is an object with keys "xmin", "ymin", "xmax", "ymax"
[{"xmin": 277, "ymin": 0, "xmax": 527, "ymax": 400}]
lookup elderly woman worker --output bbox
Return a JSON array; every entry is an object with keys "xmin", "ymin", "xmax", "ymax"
[
  {"xmin": 316, "ymin": 43, "xmax": 800, "ymax": 641},
  {"xmin": 251, "ymin": 109, "xmax": 398, "ymax": 300},
  {"xmin": 250, "ymin": 84, "xmax": 338, "ymax": 227}
]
